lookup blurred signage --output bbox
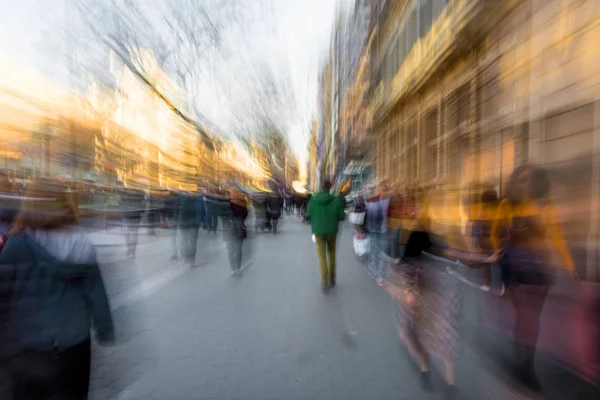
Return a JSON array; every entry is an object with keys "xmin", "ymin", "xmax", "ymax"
[{"xmin": 344, "ymin": 160, "xmax": 370, "ymax": 175}]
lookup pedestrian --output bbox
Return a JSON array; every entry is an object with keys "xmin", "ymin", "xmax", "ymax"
[
  {"xmin": 305, "ymin": 180, "xmax": 345, "ymax": 293},
  {"xmin": 382, "ymin": 198, "xmax": 492, "ymax": 398},
  {"xmin": 266, "ymin": 191, "xmax": 283, "ymax": 233},
  {"xmin": 489, "ymin": 164, "xmax": 578, "ymax": 391},
  {"xmin": 178, "ymin": 191, "xmax": 201, "ymax": 266},
  {"xmin": 365, "ymin": 183, "xmax": 391, "ymax": 284},
  {"xmin": 0, "ymin": 181, "xmax": 114, "ymax": 400},
  {"xmin": 164, "ymin": 191, "xmax": 181, "ymax": 260},
  {"xmin": 225, "ymin": 189, "xmax": 248, "ymax": 276},
  {"xmin": 285, "ymin": 191, "xmax": 294, "ymax": 215},
  {"xmin": 203, "ymin": 190, "xmax": 218, "ymax": 233},
  {"xmin": 146, "ymin": 190, "xmax": 161, "ymax": 236},
  {"xmin": 470, "ymin": 186, "xmax": 500, "ymax": 288},
  {"xmin": 0, "ymin": 173, "xmax": 18, "ymax": 235},
  {"xmin": 120, "ymin": 188, "xmax": 145, "ymax": 257},
  {"xmin": 387, "ymin": 188, "xmax": 404, "ymax": 259}
]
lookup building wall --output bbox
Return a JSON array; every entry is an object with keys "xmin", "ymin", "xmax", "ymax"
[{"xmin": 371, "ymin": 0, "xmax": 600, "ymax": 279}]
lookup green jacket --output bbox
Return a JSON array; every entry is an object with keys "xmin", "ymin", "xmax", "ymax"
[{"xmin": 305, "ymin": 192, "xmax": 345, "ymax": 236}]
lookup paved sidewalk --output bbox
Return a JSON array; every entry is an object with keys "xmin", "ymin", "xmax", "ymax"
[{"xmin": 88, "ymin": 217, "xmax": 599, "ymax": 400}]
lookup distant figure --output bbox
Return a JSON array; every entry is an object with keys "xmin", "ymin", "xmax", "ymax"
[
  {"xmin": 146, "ymin": 191, "xmax": 163, "ymax": 236},
  {"xmin": 284, "ymin": 191, "xmax": 294, "ymax": 215},
  {"xmin": 0, "ymin": 181, "xmax": 114, "ymax": 400},
  {"xmin": 164, "ymin": 191, "xmax": 181, "ymax": 260},
  {"xmin": 266, "ymin": 191, "xmax": 284, "ymax": 233},
  {"xmin": 120, "ymin": 189, "xmax": 145, "ymax": 257},
  {"xmin": 365, "ymin": 184, "xmax": 391, "ymax": 283},
  {"xmin": 305, "ymin": 181, "xmax": 345, "ymax": 293},
  {"xmin": 0, "ymin": 174, "xmax": 18, "ymax": 235},
  {"xmin": 387, "ymin": 189, "xmax": 404, "ymax": 259},
  {"xmin": 225, "ymin": 189, "xmax": 248, "ymax": 276},
  {"xmin": 178, "ymin": 192, "xmax": 201, "ymax": 266}
]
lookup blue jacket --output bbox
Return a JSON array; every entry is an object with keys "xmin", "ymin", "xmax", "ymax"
[{"xmin": 0, "ymin": 234, "xmax": 114, "ymax": 352}]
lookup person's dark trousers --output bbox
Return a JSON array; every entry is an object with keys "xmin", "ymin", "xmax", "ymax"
[
  {"xmin": 207, "ymin": 214, "xmax": 218, "ymax": 233},
  {"xmin": 388, "ymin": 227, "xmax": 402, "ymax": 259},
  {"xmin": 268, "ymin": 212, "xmax": 280, "ymax": 233},
  {"xmin": 511, "ymin": 284, "xmax": 549, "ymax": 389},
  {"xmin": 180, "ymin": 225, "xmax": 199, "ymax": 265},
  {"xmin": 315, "ymin": 235, "xmax": 337, "ymax": 289},
  {"xmin": 226, "ymin": 238, "xmax": 244, "ymax": 272},
  {"xmin": 10, "ymin": 338, "xmax": 91, "ymax": 400}
]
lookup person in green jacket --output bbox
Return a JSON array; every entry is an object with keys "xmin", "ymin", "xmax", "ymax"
[{"xmin": 305, "ymin": 180, "xmax": 345, "ymax": 293}]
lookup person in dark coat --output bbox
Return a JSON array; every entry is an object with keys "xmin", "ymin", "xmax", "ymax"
[
  {"xmin": 0, "ymin": 182, "xmax": 114, "ymax": 400},
  {"xmin": 178, "ymin": 192, "xmax": 201, "ymax": 266},
  {"xmin": 225, "ymin": 189, "xmax": 248, "ymax": 276},
  {"xmin": 266, "ymin": 191, "xmax": 284, "ymax": 233}
]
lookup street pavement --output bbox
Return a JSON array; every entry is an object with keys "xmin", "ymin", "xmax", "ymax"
[{"xmin": 87, "ymin": 215, "xmax": 590, "ymax": 400}]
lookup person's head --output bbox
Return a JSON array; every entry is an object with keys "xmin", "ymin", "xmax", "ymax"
[
  {"xmin": 321, "ymin": 180, "xmax": 332, "ymax": 193},
  {"xmin": 505, "ymin": 164, "xmax": 550, "ymax": 204},
  {"xmin": 480, "ymin": 187, "xmax": 499, "ymax": 205},
  {"xmin": 9, "ymin": 181, "xmax": 79, "ymax": 235}
]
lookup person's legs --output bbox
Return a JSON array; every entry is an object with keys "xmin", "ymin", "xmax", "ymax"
[
  {"xmin": 315, "ymin": 236, "xmax": 328, "ymax": 291},
  {"xmin": 170, "ymin": 218, "xmax": 178, "ymax": 260},
  {"xmin": 188, "ymin": 226, "xmax": 199, "ymax": 266},
  {"xmin": 10, "ymin": 339, "xmax": 91, "ymax": 400},
  {"xmin": 326, "ymin": 235, "xmax": 337, "ymax": 288},
  {"xmin": 443, "ymin": 359, "xmax": 455, "ymax": 386},
  {"xmin": 511, "ymin": 285, "xmax": 549, "ymax": 390},
  {"xmin": 389, "ymin": 228, "xmax": 401, "ymax": 259},
  {"xmin": 368, "ymin": 232, "xmax": 382, "ymax": 282},
  {"xmin": 226, "ymin": 240, "xmax": 236, "ymax": 273},
  {"xmin": 235, "ymin": 238, "xmax": 243, "ymax": 271},
  {"xmin": 212, "ymin": 214, "xmax": 218, "ymax": 232},
  {"xmin": 180, "ymin": 226, "xmax": 196, "ymax": 264},
  {"xmin": 129, "ymin": 220, "xmax": 140, "ymax": 256},
  {"xmin": 58, "ymin": 339, "xmax": 91, "ymax": 399}
]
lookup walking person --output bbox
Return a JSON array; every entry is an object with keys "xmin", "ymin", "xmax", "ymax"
[
  {"xmin": 146, "ymin": 191, "xmax": 162, "ymax": 236},
  {"xmin": 164, "ymin": 191, "xmax": 181, "ymax": 260},
  {"xmin": 387, "ymin": 189, "xmax": 404, "ymax": 259},
  {"xmin": 178, "ymin": 191, "xmax": 201, "ymax": 266},
  {"xmin": 266, "ymin": 191, "xmax": 283, "ymax": 233},
  {"xmin": 489, "ymin": 164, "xmax": 578, "ymax": 391},
  {"xmin": 203, "ymin": 190, "xmax": 218, "ymax": 234},
  {"xmin": 365, "ymin": 183, "xmax": 391, "ymax": 284},
  {"xmin": 224, "ymin": 189, "xmax": 248, "ymax": 276},
  {"xmin": 0, "ymin": 181, "xmax": 114, "ymax": 400},
  {"xmin": 120, "ymin": 188, "xmax": 145, "ymax": 257},
  {"xmin": 305, "ymin": 181, "xmax": 345, "ymax": 293}
]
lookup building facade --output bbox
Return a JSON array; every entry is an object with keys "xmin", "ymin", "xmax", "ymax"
[{"xmin": 361, "ymin": 0, "xmax": 600, "ymax": 280}]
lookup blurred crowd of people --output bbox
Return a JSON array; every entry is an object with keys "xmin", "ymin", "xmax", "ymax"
[
  {"xmin": 345, "ymin": 163, "xmax": 598, "ymax": 398},
  {"xmin": 0, "ymin": 171, "xmax": 314, "ymax": 399}
]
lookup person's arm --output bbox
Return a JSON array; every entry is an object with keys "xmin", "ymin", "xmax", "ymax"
[
  {"xmin": 546, "ymin": 204, "xmax": 576, "ymax": 277},
  {"xmin": 305, "ymin": 198, "xmax": 313, "ymax": 220}
]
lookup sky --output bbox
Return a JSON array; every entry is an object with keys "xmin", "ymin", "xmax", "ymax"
[{"xmin": 0, "ymin": 0, "xmax": 350, "ymax": 158}]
